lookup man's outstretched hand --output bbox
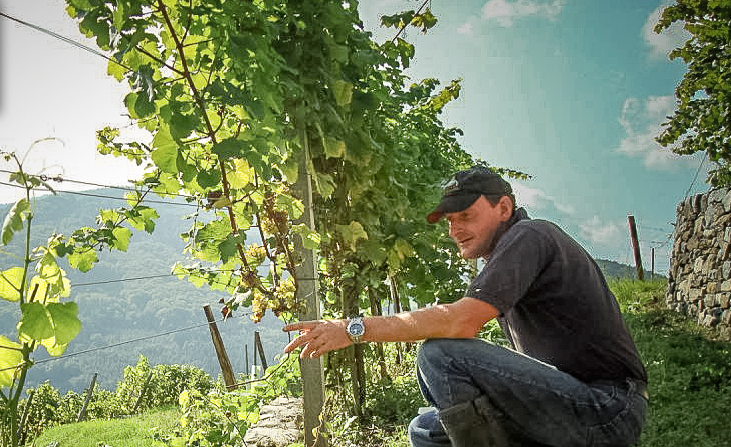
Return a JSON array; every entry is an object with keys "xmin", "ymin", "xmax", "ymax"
[{"xmin": 283, "ymin": 319, "xmax": 353, "ymax": 358}]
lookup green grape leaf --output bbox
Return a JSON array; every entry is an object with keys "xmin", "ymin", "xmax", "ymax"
[
  {"xmin": 218, "ymin": 233, "xmax": 241, "ymax": 264},
  {"xmin": 393, "ymin": 239, "xmax": 415, "ymax": 260},
  {"xmin": 46, "ymin": 302, "xmax": 82, "ymax": 346},
  {"xmin": 112, "ymin": 227, "xmax": 133, "ymax": 252},
  {"xmin": 292, "ymin": 223, "xmax": 321, "ymax": 250},
  {"xmin": 335, "ymin": 221, "xmax": 368, "ymax": 251},
  {"xmin": 275, "ymin": 194, "xmax": 304, "ymax": 220},
  {"xmin": 0, "ymin": 336, "xmax": 23, "ymax": 389},
  {"xmin": 0, "ymin": 267, "xmax": 24, "ymax": 302},
  {"xmin": 197, "ymin": 169, "xmax": 221, "ymax": 189},
  {"xmin": 324, "ymin": 137, "xmax": 346, "ymax": 158},
  {"xmin": 68, "ymin": 249, "xmax": 99, "ymax": 273},
  {"xmin": 2, "ymin": 198, "xmax": 30, "ymax": 245},
  {"xmin": 212, "ymin": 138, "xmax": 246, "ymax": 160},
  {"xmin": 151, "ymin": 127, "xmax": 180, "ymax": 174},
  {"xmin": 19, "ymin": 302, "xmax": 81, "ymax": 356},
  {"xmin": 333, "ymin": 80, "xmax": 353, "ymax": 106},
  {"xmin": 314, "ymin": 173, "xmax": 336, "ymax": 198},
  {"xmin": 36, "ymin": 252, "xmax": 70, "ymax": 297},
  {"xmin": 227, "ymin": 160, "xmax": 253, "ymax": 189},
  {"xmin": 18, "ymin": 302, "xmax": 54, "ymax": 341}
]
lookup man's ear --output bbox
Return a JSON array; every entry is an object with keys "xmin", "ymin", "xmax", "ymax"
[{"xmin": 498, "ymin": 196, "xmax": 513, "ymax": 221}]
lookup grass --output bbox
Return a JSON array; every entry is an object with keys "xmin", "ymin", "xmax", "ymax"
[
  {"xmin": 617, "ymin": 280, "xmax": 731, "ymax": 447},
  {"xmin": 27, "ymin": 280, "xmax": 731, "ymax": 447},
  {"xmin": 31, "ymin": 406, "xmax": 181, "ymax": 447}
]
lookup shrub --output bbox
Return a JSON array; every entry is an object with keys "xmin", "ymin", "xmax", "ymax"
[{"xmin": 115, "ymin": 356, "xmax": 215, "ymax": 413}]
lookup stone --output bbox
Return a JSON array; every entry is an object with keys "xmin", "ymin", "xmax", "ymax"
[
  {"xmin": 723, "ymin": 189, "xmax": 731, "ymax": 213},
  {"xmin": 708, "ymin": 188, "xmax": 727, "ymax": 205},
  {"xmin": 689, "ymin": 288, "xmax": 703, "ymax": 302},
  {"xmin": 704, "ymin": 203, "xmax": 715, "ymax": 227},
  {"xmin": 704, "ymin": 294, "xmax": 715, "ymax": 308},
  {"xmin": 243, "ymin": 396, "xmax": 303, "ymax": 447},
  {"xmin": 693, "ymin": 257, "xmax": 705, "ymax": 273},
  {"xmin": 718, "ymin": 293, "xmax": 730, "ymax": 309},
  {"xmin": 722, "ymin": 280, "xmax": 731, "ymax": 292},
  {"xmin": 707, "ymin": 282, "xmax": 719, "ymax": 294},
  {"xmin": 723, "ymin": 261, "xmax": 731, "ymax": 279}
]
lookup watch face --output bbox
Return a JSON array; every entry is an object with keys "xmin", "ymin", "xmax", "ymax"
[{"xmin": 349, "ymin": 322, "xmax": 365, "ymax": 336}]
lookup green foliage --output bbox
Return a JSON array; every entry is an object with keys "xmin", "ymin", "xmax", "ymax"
[
  {"xmin": 174, "ymin": 354, "xmax": 301, "ymax": 447},
  {"xmin": 654, "ymin": 0, "xmax": 731, "ymax": 186},
  {"xmin": 14, "ymin": 359, "xmax": 216, "ymax": 445},
  {"xmin": 116, "ymin": 356, "xmax": 216, "ymax": 413},
  {"xmin": 366, "ymin": 376, "xmax": 423, "ymax": 426},
  {"xmin": 60, "ymin": 0, "xmax": 513, "ymax": 327},
  {"xmin": 60, "ymin": 0, "xmax": 533, "ymax": 434},
  {"xmin": 0, "ymin": 149, "xmax": 161, "ymax": 447}
]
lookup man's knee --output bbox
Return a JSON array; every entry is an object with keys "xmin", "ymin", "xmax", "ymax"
[{"xmin": 417, "ymin": 338, "xmax": 469, "ymax": 375}]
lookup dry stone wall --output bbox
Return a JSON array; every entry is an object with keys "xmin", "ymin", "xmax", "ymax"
[{"xmin": 667, "ymin": 187, "xmax": 731, "ymax": 338}]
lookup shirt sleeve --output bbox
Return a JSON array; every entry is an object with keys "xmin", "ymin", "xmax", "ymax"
[{"xmin": 465, "ymin": 222, "xmax": 554, "ymax": 314}]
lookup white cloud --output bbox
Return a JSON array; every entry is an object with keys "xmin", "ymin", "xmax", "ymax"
[
  {"xmin": 512, "ymin": 182, "xmax": 575, "ymax": 216},
  {"xmin": 579, "ymin": 216, "xmax": 623, "ymax": 247},
  {"xmin": 457, "ymin": 22, "xmax": 475, "ymax": 35},
  {"xmin": 642, "ymin": 3, "xmax": 691, "ymax": 59},
  {"xmin": 616, "ymin": 95, "xmax": 686, "ymax": 170},
  {"xmin": 481, "ymin": 0, "xmax": 563, "ymax": 27}
]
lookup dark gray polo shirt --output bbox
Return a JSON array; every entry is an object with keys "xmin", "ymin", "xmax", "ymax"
[{"xmin": 466, "ymin": 209, "xmax": 647, "ymax": 384}]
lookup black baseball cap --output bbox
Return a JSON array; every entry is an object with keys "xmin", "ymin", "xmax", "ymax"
[{"xmin": 427, "ymin": 166, "xmax": 512, "ymax": 223}]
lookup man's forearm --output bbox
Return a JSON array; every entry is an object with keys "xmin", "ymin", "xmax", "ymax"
[
  {"xmin": 283, "ymin": 297, "xmax": 498, "ymax": 358},
  {"xmin": 364, "ymin": 297, "xmax": 499, "ymax": 342}
]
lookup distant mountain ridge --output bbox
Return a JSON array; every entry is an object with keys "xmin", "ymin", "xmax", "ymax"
[
  {"xmin": 0, "ymin": 189, "xmax": 290, "ymax": 393},
  {"xmin": 594, "ymin": 258, "xmax": 664, "ymax": 281}
]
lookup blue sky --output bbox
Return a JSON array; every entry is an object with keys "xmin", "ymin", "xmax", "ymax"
[{"xmin": 0, "ymin": 0, "xmax": 707, "ymax": 274}]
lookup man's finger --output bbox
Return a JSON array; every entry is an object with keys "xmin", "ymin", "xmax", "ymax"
[{"xmin": 282, "ymin": 320, "xmax": 319, "ymax": 332}]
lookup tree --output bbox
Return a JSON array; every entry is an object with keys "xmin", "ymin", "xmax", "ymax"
[
  {"xmin": 655, "ymin": 0, "xmax": 731, "ymax": 186},
  {"xmin": 62, "ymin": 0, "xmax": 528, "ymax": 429}
]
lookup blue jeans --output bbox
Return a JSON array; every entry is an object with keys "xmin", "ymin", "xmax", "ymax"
[{"xmin": 408, "ymin": 339, "xmax": 647, "ymax": 447}]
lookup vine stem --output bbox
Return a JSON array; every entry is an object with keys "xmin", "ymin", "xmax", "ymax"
[{"xmin": 156, "ymin": 0, "xmax": 264, "ymax": 294}]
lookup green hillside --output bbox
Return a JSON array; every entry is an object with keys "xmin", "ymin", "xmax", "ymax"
[{"xmin": 0, "ymin": 190, "xmax": 290, "ymax": 393}]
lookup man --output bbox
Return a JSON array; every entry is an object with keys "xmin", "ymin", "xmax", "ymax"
[{"xmin": 283, "ymin": 166, "xmax": 648, "ymax": 447}]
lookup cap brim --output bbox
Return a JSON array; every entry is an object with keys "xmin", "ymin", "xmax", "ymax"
[{"xmin": 426, "ymin": 193, "xmax": 481, "ymax": 223}]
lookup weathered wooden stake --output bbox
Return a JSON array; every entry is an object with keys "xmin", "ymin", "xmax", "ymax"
[
  {"xmin": 77, "ymin": 372, "xmax": 98, "ymax": 422},
  {"xmin": 628, "ymin": 215, "xmax": 644, "ymax": 281},
  {"xmin": 17, "ymin": 388, "xmax": 35, "ymax": 443},
  {"xmin": 254, "ymin": 330, "xmax": 268, "ymax": 370},
  {"xmin": 203, "ymin": 304, "xmax": 236, "ymax": 390},
  {"xmin": 132, "ymin": 371, "xmax": 154, "ymax": 413},
  {"xmin": 292, "ymin": 131, "xmax": 327, "ymax": 447},
  {"xmin": 245, "ymin": 344, "xmax": 250, "ymax": 376}
]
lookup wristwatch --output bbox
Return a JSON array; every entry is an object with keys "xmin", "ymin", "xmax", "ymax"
[{"xmin": 346, "ymin": 315, "xmax": 366, "ymax": 344}]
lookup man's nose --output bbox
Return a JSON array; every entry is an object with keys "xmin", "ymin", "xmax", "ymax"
[{"xmin": 448, "ymin": 222, "xmax": 459, "ymax": 238}]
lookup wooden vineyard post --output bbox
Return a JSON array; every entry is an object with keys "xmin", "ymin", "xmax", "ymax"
[
  {"xmin": 628, "ymin": 215, "xmax": 644, "ymax": 281},
  {"xmin": 203, "ymin": 304, "xmax": 237, "ymax": 390},
  {"xmin": 254, "ymin": 330, "xmax": 268, "ymax": 370},
  {"xmin": 132, "ymin": 371, "xmax": 154, "ymax": 413},
  {"xmin": 292, "ymin": 132, "xmax": 327, "ymax": 447},
  {"xmin": 77, "ymin": 372, "xmax": 98, "ymax": 422}
]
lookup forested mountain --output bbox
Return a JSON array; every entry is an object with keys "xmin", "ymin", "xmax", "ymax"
[
  {"xmin": 0, "ymin": 189, "xmax": 659, "ymax": 393},
  {"xmin": 0, "ymin": 189, "xmax": 290, "ymax": 393}
]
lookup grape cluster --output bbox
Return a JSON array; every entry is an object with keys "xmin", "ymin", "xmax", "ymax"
[{"xmin": 245, "ymin": 243, "xmax": 266, "ymax": 266}]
